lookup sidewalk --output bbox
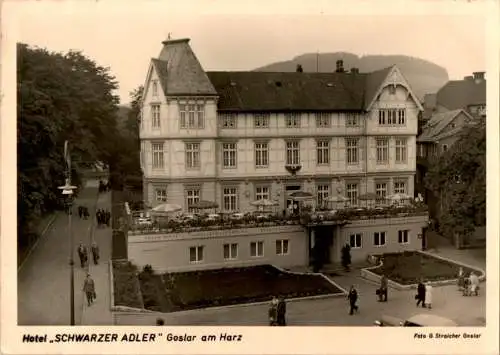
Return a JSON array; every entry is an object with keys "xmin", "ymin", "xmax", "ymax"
[{"xmin": 81, "ymin": 191, "xmax": 113, "ymax": 325}]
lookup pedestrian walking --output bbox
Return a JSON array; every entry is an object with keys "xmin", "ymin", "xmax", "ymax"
[
  {"xmin": 377, "ymin": 275, "xmax": 388, "ymax": 302},
  {"xmin": 465, "ymin": 272, "xmax": 480, "ymax": 296},
  {"xmin": 156, "ymin": 318, "xmax": 165, "ymax": 326},
  {"xmin": 416, "ymin": 280, "xmax": 426, "ymax": 307},
  {"xmin": 425, "ymin": 283, "xmax": 433, "ymax": 309},
  {"xmin": 83, "ymin": 273, "xmax": 96, "ymax": 306},
  {"xmin": 96, "ymin": 210, "xmax": 102, "ymax": 227},
  {"xmin": 91, "ymin": 242, "xmax": 100, "ymax": 265},
  {"xmin": 78, "ymin": 206, "xmax": 83, "ymax": 219},
  {"xmin": 77, "ymin": 243, "xmax": 86, "ymax": 268},
  {"xmin": 106, "ymin": 210, "xmax": 111, "ymax": 227},
  {"xmin": 347, "ymin": 285, "xmax": 359, "ymax": 315},
  {"xmin": 276, "ymin": 296, "xmax": 287, "ymax": 326},
  {"xmin": 268, "ymin": 297, "xmax": 278, "ymax": 326},
  {"xmin": 457, "ymin": 267, "xmax": 465, "ymax": 291},
  {"xmin": 83, "ymin": 207, "xmax": 89, "ymax": 220}
]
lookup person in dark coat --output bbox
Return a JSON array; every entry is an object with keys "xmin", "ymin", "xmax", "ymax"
[
  {"xmin": 96, "ymin": 210, "xmax": 102, "ymax": 227},
  {"xmin": 77, "ymin": 242, "xmax": 86, "ymax": 268},
  {"xmin": 83, "ymin": 273, "xmax": 96, "ymax": 306},
  {"xmin": 347, "ymin": 285, "xmax": 359, "ymax": 315},
  {"xmin": 378, "ymin": 275, "xmax": 388, "ymax": 302},
  {"xmin": 156, "ymin": 318, "xmax": 165, "ymax": 326},
  {"xmin": 78, "ymin": 206, "xmax": 83, "ymax": 219},
  {"xmin": 416, "ymin": 279, "xmax": 426, "ymax": 307},
  {"xmin": 106, "ymin": 210, "xmax": 111, "ymax": 227},
  {"xmin": 268, "ymin": 297, "xmax": 278, "ymax": 326},
  {"xmin": 91, "ymin": 242, "xmax": 100, "ymax": 265},
  {"xmin": 276, "ymin": 296, "xmax": 287, "ymax": 326}
]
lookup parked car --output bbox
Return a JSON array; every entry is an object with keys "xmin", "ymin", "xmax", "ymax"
[{"xmin": 374, "ymin": 314, "xmax": 458, "ymax": 327}]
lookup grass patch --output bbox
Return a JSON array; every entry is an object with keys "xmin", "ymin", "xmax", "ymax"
[
  {"xmin": 370, "ymin": 251, "xmax": 477, "ymax": 285},
  {"xmin": 112, "ymin": 261, "xmax": 143, "ymax": 309},
  {"xmin": 136, "ymin": 264, "xmax": 344, "ymax": 313}
]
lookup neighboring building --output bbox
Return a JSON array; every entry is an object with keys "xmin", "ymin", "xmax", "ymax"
[
  {"xmin": 140, "ymin": 38, "xmax": 423, "ymax": 212},
  {"xmin": 423, "ymin": 72, "xmax": 486, "ymax": 121},
  {"xmin": 132, "ymin": 37, "xmax": 429, "ymax": 271}
]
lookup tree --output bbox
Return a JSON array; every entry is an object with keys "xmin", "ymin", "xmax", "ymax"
[
  {"xmin": 18, "ymin": 43, "xmax": 119, "ymax": 259},
  {"xmin": 424, "ymin": 122, "xmax": 486, "ymax": 244}
]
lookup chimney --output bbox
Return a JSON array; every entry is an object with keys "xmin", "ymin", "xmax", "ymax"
[
  {"xmin": 351, "ymin": 67, "xmax": 359, "ymax": 74},
  {"xmin": 473, "ymin": 71, "xmax": 485, "ymax": 83},
  {"xmin": 464, "ymin": 76, "xmax": 474, "ymax": 81},
  {"xmin": 335, "ymin": 60, "xmax": 345, "ymax": 73},
  {"xmin": 296, "ymin": 64, "xmax": 303, "ymax": 73}
]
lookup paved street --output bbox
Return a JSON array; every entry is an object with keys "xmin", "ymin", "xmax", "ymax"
[{"xmin": 18, "ymin": 185, "xmax": 99, "ymax": 325}]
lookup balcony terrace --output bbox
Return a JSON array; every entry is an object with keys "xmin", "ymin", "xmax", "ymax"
[{"xmin": 126, "ymin": 202, "xmax": 429, "ymax": 236}]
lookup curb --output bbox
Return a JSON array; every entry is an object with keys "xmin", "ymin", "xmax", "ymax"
[
  {"xmin": 18, "ymin": 213, "xmax": 58, "ymax": 272},
  {"xmin": 360, "ymin": 250, "xmax": 486, "ymax": 290}
]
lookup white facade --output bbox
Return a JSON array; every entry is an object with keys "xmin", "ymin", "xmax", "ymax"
[{"xmin": 140, "ymin": 60, "xmax": 422, "ymax": 213}]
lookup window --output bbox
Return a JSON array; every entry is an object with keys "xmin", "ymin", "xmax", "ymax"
[
  {"xmin": 442, "ymin": 144, "xmax": 448, "ymax": 153},
  {"xmin": 255, "ymin": 142, "xmax": 269, "ymax": 168},
  {"xmin": 389, "ymin": 85, "xmax": 396, "ymax": 95},
  {"xmin": 155, "ymin": 189, "xmax": 167, "ymax": 202},
  {"xmin": 376, "ymin": 182, "xmax": 388, "ymax": 199},
  {"xmin": 189, "ymin": 246, "xmax": 204, "ymax": 262},
  {"xmin": 395, "ymin": 138, "xmax": 407, "ymax": 163},
  {"xmin": 179, "ymin": 104, "xmax": 205, "ymax": 129},
  {"xmin": 346, "ymin": 183, "xmax": 358, "ymax": 205},
  {"xmin": 151, "ymin": 105, "xmax": 160, "ymax": 128},
  {"xmin": 286, "ymin": 141, "xmax": 300, "ymax": 165},
  {"xmin": 223, "ymin": 187, "xmax": 238, "ymax": 211},
  {"xmin": 255, "ymin": 186, "xmax": 270, "ymax": 200},
  {"xmin": 152, "ymin": 80, "xmax": 158, "ymax": 97},
  {"xmin": 398, "ymin": 230, "xmax": 409, "ymax": 244},
  {"xmin": 374, "ymin": 232, "xmax": 386, "ymax": 246},
  {"xmin": 317, "ymin": 184, "xmax": 330, "ymax": 207},
  {"xmin": 220, "ymin": 113, "xmax": 237, "ymax": 128},
  {"xmin": 316, "ymin": 113, "xmax": 331, "ymax": 127},
  {"xmin": 346, "ymin": 138, "xmax": 359, "ymax": 164},
  {"xmin": 394, "ymin": 181, "xmax": 407, "ymax": 194},
  {"xmin": 223, "ymin": 243, "xmax": 238, "ymax": 260},
  {"xmin": 346, "ymin": 113, "xmax": 359, "ymax": 127},
  {"xmin": 379, "ymin": 109, "xmax": 406, "ymax": 125},
  {"xmin": 250, "ymin": 241, "xmax": 264, "ymax": 257},
  {"xmin": 376, "ymin": 138, "xmax": 389, "ymax": 164},
  {"xmin": 285, "ymin": 113, "xmax": 300, "ymax": 127},
  {"xmin": 185, "ymin": 143, "xmax": 200, "ymax": 169},
  {"xmin": 186, "ymin": 188, "xmax": 200, "ymax": 212},
  {"xmin": 152, "ymin": 142, "xmax": 164, "ymax": 169},
  {"xmin": 398, "ymin": 109, "xmax": 406, "ymax": 125},
  {"xmin": 222, "ymin": 143, "xmax": 237, "ymax": 168},
  {"xmin": 254, "ymin": 114, "xmax": 270, "ymax": 128},
  {"xmin": 316, "ymin": 140, "xmax": 330, "ymax": 165},
  {"xmin": 276, "ymin": 239, "xmax": 289, "ymax": 255},
  {"xmin": 349, "ymin": 233, "xmax": 362, "ymax": 248}
]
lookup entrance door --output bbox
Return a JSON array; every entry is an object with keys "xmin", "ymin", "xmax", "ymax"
[{"xmin": 286, "ymin": 185, "xmax": 301, "ymax": 215}]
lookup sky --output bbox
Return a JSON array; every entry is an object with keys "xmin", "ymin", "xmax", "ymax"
[{"xmin": 8, "ymin": 0, "xmax": 490, "ymax": 105}]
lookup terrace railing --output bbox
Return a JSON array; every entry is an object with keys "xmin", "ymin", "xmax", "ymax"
[{"xmin": 127, "ymin": 203, "xmax": 429, "ymax": 236}]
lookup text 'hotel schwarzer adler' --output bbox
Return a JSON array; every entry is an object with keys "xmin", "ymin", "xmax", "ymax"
[{"xmin": 134, "ymin": 38, "xmax": 429, "ymax": 272}]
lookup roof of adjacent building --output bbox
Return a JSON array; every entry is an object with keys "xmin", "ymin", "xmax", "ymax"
[
  {"xmin": 436, "ymin": 78, "xmax": 486, "ymax": 111},
  {"xmin": 418, "ymin": 109, "xmax": 471, "ymax": 142}
]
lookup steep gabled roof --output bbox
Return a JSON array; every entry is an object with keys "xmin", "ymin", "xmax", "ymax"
[
  {"xmin": 418, "ymin": 109, "xmax": 471, "ymax": 142},
  {"xmin": 206, "ymin": 71, "xmax": 368, "ymax": 112},
  {"xmin": 436, "ymin": 78, "xmax": 486, "ymax": 111},
  {"xmin": 363, "ymin": 66, "xmax": 393, "ymax": 108},
  {"xmin": 155, "ymin": 38, "xmax": 217, "ymax": 96}
]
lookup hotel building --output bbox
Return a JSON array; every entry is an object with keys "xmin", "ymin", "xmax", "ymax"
[{"xmin": 131, "ymin": 38, "xmax": 428, "ymax": 272}]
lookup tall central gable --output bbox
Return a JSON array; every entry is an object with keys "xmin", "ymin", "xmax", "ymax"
[{"xmin": 157, "ymin": 38, "xmax": 217, "ymax": 96}]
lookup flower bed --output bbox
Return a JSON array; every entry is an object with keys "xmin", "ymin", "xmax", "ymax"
[
  {"xmin": 112, "ymin": 261, "xmax": 143, "ymax": 309},
  {"xmin": 137, "ymin": 265, "xmax": 344, "ymax": 313},
  {"xmin": 369, "ymin": 251, "xmax": 477, "ymax": 285}
]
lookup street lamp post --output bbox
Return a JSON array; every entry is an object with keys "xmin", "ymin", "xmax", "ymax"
[{"xmin": 59, "ymin": 179, "xmax": 77, "ymax": 326}]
